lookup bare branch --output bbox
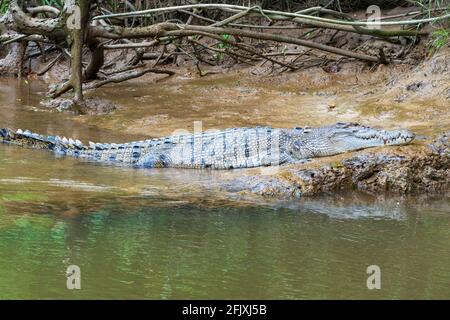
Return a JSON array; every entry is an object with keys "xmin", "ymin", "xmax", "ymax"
[
  {"xmin": 103, "ymin": 40, "xmax": 159, "ymax": 49},
  {"xmin": 26, "ymin": 6, "xmax": 61, "ymax": 17},
  {"xmin": 85, "ymin": 67, "xmax": 175, "ymax": 90}
]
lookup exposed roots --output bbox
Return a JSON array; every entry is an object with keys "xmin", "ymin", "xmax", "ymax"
[{"xmin": 1, "ymin": 1, "xmax": 445, "ymax": 102}]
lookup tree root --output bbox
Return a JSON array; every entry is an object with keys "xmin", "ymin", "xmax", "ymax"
[
  {"xmin": 84, "ymin": 67, "xmax": 175, "ymax": 90},
  {"xmin": 4, "ymin": 1, "xmax": 443, "ymax": 102}
]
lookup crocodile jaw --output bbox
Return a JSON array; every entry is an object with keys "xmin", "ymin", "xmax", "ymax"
[
  {"xmin": 339, "ymin": 127, "xmax": 415, "ymax": 149},
  {"xmin": 289, "ymin": 123, "xmax": 415, "ymax": 159}
]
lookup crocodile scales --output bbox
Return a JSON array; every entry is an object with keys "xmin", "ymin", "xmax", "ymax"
[{"xmin": 0, "ymin": 123, "xmax": 415, "ymax": 169}]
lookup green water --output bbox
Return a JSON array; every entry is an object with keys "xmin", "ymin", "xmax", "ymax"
[
  {"xmin": 0, "ymin": 78, "xmax": 449, "ymax": 299},
  {"xmin": 0, "ymin": 193, "xmax": 449, "ymax": 299}
]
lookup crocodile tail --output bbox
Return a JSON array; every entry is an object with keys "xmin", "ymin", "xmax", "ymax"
[
  {"xmin": 0, "ymin": 128, "xmax": 83, "ymax": 153},
  {"xmin": 0, "ymin": 128, "xmax": 150, "ymax": 163}
]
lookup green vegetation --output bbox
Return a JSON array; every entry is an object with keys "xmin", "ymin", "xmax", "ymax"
[
  {"xmin": 0, "ymin": 0, "xmax": 9, "ymax": 14},
  {"xmin": 215, "ymin": 34, "xmax": 230, "ymax": 61},
  {"xmin": 405, "ymin": 1, "xmax": 450, "ymax": 54},
  {"xmin": 407, "ymin": 0, "xmax": 449, "ymax": 12},
  {"xmin": 429, "ymin": 28, "xmax": 450, "ymax": 54}
]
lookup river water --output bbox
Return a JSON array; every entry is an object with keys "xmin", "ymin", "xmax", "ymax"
[{"xmin": 0, "ymin": 77, "xmax": 449, "ymax": 299}]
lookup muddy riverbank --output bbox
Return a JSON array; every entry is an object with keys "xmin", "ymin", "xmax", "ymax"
[{"xmin": 1, "ymin": 46, "xmax": 449, "ymax": 200}]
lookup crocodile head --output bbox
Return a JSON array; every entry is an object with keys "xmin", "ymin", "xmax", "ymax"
[{"xmin": 290, "ymin": 123, "xmax": 415, "ymax": 159}]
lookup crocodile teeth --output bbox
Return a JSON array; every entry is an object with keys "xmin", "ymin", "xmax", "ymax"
[
  {"xmin": 16, "ymin": 129, "xmax": 23, "ymax": 134},
  {"xmin": 62, "ymin": 137, "xmax": 69, "ymax": 144},
  {"xmin": 75, "ymin": 139, "xmax": 83, "ymax": 147}
]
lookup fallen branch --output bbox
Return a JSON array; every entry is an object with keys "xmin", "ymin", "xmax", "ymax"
[
  {"xmin": 187, "ymin": 31, "xmax": 298, "ymax": 70},
  {"xmin": 85, "ymin": 67, "xmax": 175, "ymax": 90},
  {"xmin": 36, "ymin": 52, "xmax": 62, "ymax": 76},
  {"xmin": 26, "ymin": 5, "xmax": 61, "ymax": 17},
  {"xmin": 92, "ymin": 3, "xmax": 447, "ymax": 27},
  {"xmin": 169, "ymin": 25, "xmax": 380, "ymax": 63},
  {"xmin": 103, "ymin": 40, "xmax": 159, "ymax": 49}
]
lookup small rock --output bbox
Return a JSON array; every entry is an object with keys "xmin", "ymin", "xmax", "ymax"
[
  {"xmin": 406, "ymin": 81, "xmax": 426, "ymax": 92},
  {"xmin": 40, "ymin": 97, "xmax": 117, "ymax": 115},
  {"xmin": 58, "ymin": 99, "xmax": 75, "ymax": 112},
  {"xmin": 40, "ymin": 98, "xmax": 74, "ymax": 112},
  {"xmin": 445, "ymin": 89, "xmax": 450, "ymax": 100},
  {"xmin": 322, "ymin": 64, "xmax": 341, "ymax": 73}
]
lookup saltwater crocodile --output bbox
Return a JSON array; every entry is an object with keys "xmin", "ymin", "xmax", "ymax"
[{"xmin": 0, "ymin": 123, "xmax": 414, "ymax": 169}]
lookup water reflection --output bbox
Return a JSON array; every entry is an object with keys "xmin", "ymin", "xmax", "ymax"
[{"xmin": 0, "ymin": 196, "xmax": 449, "ymax": 299}]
